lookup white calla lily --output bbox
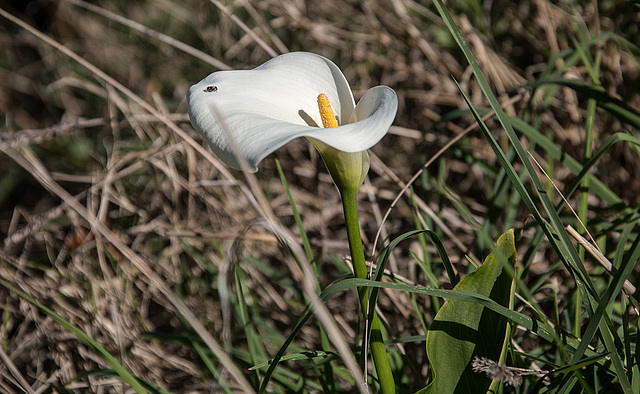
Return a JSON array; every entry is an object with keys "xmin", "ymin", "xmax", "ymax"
[
  {"xmin": 187, "ymin": 52, "xmax": 398, "ymax": 173},
  {"xmin": 188, "ymin": 52, "xmax": 399, "ymax": 387}
]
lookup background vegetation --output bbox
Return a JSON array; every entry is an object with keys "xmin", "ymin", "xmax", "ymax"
[{"xmin": 1, "ymin": 0, "xmax": 639, "ymax": 392}]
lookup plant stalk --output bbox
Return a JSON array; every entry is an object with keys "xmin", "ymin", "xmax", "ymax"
[{"xmin": 340, "ymin": 188, "xmax": 396, "ymax": 394}]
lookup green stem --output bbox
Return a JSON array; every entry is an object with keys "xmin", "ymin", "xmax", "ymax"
[{"xmin": 340, "ymin": 188, "xmax": 396, "ymax": 394}]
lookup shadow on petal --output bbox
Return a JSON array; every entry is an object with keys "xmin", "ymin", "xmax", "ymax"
[{"xmin": 298, "ymin": 109, "xmax": 319, "ymax": 127}]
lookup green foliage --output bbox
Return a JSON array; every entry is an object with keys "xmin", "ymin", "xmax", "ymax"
[
  {"xmin": 2, "ymin": 0, "xmax": 640, "ymax": 392},
  {"xmin": 423, "ymin": 229, "xmax": 516, "ymax": 394}
]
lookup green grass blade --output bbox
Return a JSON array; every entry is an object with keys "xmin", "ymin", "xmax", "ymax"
[
  {"xmin": 330, "ymin": 278, "xmax": 596, "ymax": 360},
  {"xmin": 233, "ymin": 264, "xmax": 268, "ymax": 387},
  {"xmin": 449, "ymin": 78, "xmax": 631, "ymax": 390},
  {"xmin": 434, "ymin": 0, "xmax": 599, "ymax": 308},
  {"xmin": 424, "ymin": 230, "xmax": 458, "ymax": 287},
  {"xmin": 192, "ymin": 340, "xmax": 236, "ymax": 394},
  {"xmin": 71, "ymin": 369, "xmax": 172, "ymax": 394},
  {"xmin": 572, "ymin": 221, "xmax": 640, "ymax": 390},
  {"xmin": 559, "ymin": 132, "xmax": 640, "ymax": 207},
  {"xmin": 275, "ymin": 159, "xmax": 315, "ymax": 265},
  {"xmin": 551, "ymin": 353, "xmax": 610, "ymax": 376},
  {"xmin": 522, "ymin": 79, "xmax": 640, "ymax": 129},
  {"xmin": 0, "ymin": 278, "xmax": 148, "ymax": 393},
  {"xmin": 507, "ymin": 114, "xmax": 622, "ymax": 205},
  {"xmin": 250, "ymin": 350, "xmax": 336, "ymax": 370}
]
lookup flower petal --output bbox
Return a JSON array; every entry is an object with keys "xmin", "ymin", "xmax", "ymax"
[
  {"xmin": 188, "ymin": 52, "xmax": 354, "ymax": 170},
  {"xmin": 304, "ymin": 86, "xmax": 398, "ymax": 153},
  {"xmin": 187, "ymin": 52, "xmax": 398, "ymax": 171}
]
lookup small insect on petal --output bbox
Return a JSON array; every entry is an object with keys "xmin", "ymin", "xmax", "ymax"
[
  {"xmin": 204, "ymin": 85, "xmax": 218, "ymax": 93},
  {"xmin": 317, "ymin": 93, "xmax": 338, "ymax": 128}
]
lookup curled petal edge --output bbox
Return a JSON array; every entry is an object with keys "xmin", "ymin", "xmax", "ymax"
[{"xmin": 306, "ymin": 86, "xmax": 398, "ymax": 153}]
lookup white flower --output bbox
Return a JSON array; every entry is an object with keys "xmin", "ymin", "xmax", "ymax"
[{"xmin": 187, "ymin": 52, "xmax": 398, "ymax": 173}]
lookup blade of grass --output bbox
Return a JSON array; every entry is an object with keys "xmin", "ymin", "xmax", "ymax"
[
  {"xmin": 452, "ymin": 77, "xmax": 633, "ymax": 391},
  {"xmin": 572, "ymin": 221, "xmax": 640, "ymax": 363},
  {"xmin": 275, "ymin": 159, "xmax": 315, "ymax": 272},
  {"xmin": 0, "ymin": 278, "xmax": 148, "ymax": 393},
  {"xmin": 68, "ymin": 0, "xmax": 232, "ymax": 70},
  {"xmin": 558, "ymin": 132, "xmax": 640, "ymax": 212},
  {"xmin": 330, "ymin": 278, "xmax": 597, "ymax": 361},
  {"xmin": 275, "ymin": 158, "xmax": 337, "ymax": 391},
  {"xmin": 432, "ymin": 3, "xmax": 634, "ymax": 389},
  {"xmin": 251, "ymin": 350, "xmax": 337, "ymax": 370},
  {"xmin": 233, "ymin": 265, "xmax": 267, "ymax": 386},
  {"xmin": 507, "ymin": 114, "xmax": 623, "ymax": 206},
  {"xmin": 433, "ymin": 1, "xmax": 599, "ymax": 308},
  {"xmin": 522, "ymin": 79, "xmax": 640, "ymax": 129},
  {"xmin": 574, "ymin": 30, "xmax": 602, "ymax": 282}
]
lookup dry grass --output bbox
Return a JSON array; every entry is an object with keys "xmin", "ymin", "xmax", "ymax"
[{"xmin": 1, "ymin": 0, "xmax": 639, "ymax": 392}]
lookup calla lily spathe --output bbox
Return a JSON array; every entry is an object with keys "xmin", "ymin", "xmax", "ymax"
[{"xmin": 187, "ymin": 52, "xmax": 398, "ymax": 172}]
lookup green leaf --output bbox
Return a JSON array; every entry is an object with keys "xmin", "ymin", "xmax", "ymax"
[
  {"xmin": 521, "ymin": 78, "xmax": 640, "ymax": 130},
  {"xmin": 424, "ymin": 229, "xmax": 516, "ymax": 394}
]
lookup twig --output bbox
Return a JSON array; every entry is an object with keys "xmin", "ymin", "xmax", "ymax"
[
  {"xmin": 68, "ymin": 0, "xmax": 232, "ymax": 70},
  {"xmin": 0, "ymin": 345, "xmax": 36, "ymax": 394},
  {"xmin": 209, "ymin": 0, "xmax": 279, "ymax": 58},
  {"xmin": 566, "ymin": 225, "xmax": 637, "ymax": 299}
]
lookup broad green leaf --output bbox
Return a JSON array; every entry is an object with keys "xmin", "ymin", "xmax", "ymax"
[{"xmin": 423, "ymin": 229, "xmax": 516, "ymax": 394}]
